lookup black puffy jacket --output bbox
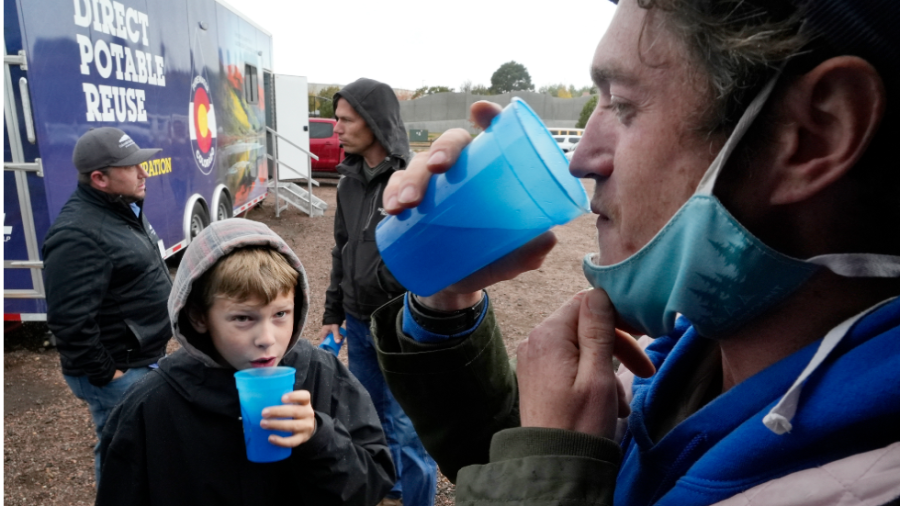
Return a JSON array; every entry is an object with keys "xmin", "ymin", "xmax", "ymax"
[
  {"xmin": 42, "ymin": 183, "xmax": 172, "ymax": 386},
  {"xmin": 323, "ymin": 79, "xmax": 410, "ymax": 324}
]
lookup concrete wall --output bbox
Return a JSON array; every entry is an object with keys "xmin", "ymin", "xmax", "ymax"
[{"xmin": 400, "ymin": 91, "xmax": 594, "ymax": 134}]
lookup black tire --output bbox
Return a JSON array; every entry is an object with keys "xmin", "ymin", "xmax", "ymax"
[
  {"xmin": 189, "ymin": 201, "xmax": 210, "ymax": 242},
  {"xmin": 215, "ymin": 192, "xmax": 233, "ymax": 222}
]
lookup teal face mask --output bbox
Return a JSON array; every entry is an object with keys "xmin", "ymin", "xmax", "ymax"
[{"xmin": 583, "ymin": 72, "xmax": 900, "ymax": 338}]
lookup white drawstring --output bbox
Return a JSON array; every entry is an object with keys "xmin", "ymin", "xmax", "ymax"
[{"xmin": 763, "ymin": 297, "xmax": 896, "ymax": 435}]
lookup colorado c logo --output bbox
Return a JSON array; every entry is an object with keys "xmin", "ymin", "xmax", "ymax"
[{"xmin": 189, "ymin": 75, "xmax": 217, "ymax": 174}]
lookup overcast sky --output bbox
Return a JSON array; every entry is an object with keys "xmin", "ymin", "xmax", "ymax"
[{"xmin": 221, "ymin": 0, "xmax": 617, "ymax": 91}]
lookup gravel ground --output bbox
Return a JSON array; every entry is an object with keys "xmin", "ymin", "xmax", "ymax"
[{"xmin": 4, "ymin": 177, "xmax": 597, "ymax": 505}]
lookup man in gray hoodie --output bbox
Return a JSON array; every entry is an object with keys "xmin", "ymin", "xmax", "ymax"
[{"xmin": 318, "ymin": 78, "xmax": 437, "ymax": 506}]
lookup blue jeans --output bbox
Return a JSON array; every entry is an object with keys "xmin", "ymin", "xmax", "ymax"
[
  {"xmin": 64, "ymin": 366, "xmax": 154, "ymax": 484},
  {"xmin": 345, "ymin": 314, "xmax": 437, "ymax": 506}
]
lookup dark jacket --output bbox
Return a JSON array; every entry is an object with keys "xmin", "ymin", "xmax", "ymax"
[
  {"xmin": 42, "ymin": 183, "xmax": 172, "ymax": 386},
  {"xmin": 323, "ymin": 78, "xmax": 409, "ymax": 324},
  {"xmin": 371, "ymin": 295, "xmax": 900, "ymax": 506},
  {"xmin": 97, "ymin": 219, "xmax": 395, "ymax": 506},
  {"xmin": 96, "ymin": 345, "xmax": 395, "ymax": 506}
]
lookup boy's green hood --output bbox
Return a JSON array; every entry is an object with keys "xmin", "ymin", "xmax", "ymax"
[{"xmin": 167, "ymin": 219, "xmax": 310, "ymax": 368}]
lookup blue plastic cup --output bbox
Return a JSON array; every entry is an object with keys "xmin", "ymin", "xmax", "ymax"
[
  {"xmin": 318, "ymin": 327, "xmax": 346, "ymax": 357},
  {"xmin": 376, "ymin": 98, "xmax": 590, "ymax": 296},
  {"xmin": 233, "ymin": 366, "xmax": 296, "ymax": 463}
]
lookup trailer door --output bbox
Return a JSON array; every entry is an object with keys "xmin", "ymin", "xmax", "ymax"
[
  {"xmin": 272, "ymin": 74, "xmax": 311, "ymax": 181},
  {"xmin": 3, "ymin": 36, "xmax": 44, "ymax": 308}
]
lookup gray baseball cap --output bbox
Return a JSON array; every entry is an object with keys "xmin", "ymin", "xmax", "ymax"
[{"xmin": 72, "ymin": 127, "xmax": 162, "ymax": 174}]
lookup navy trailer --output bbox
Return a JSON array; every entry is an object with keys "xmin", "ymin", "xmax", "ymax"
[{"xmin": 4, "ymin": 0, "xmax": 320, "ymax": 322}]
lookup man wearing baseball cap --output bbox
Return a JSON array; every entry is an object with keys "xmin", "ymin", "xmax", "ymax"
[
  {"xmin": 42, "ymin": 127, "xmax": 173, "ymax": 484},
  {"xmin": 372, "ymin": 0, "xmax": 900, "ymax": 504}
]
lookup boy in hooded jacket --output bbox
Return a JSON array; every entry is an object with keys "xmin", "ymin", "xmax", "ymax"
[{"xmin": 96, "ymin": 219, "xmax": 395, "ymax": 506}]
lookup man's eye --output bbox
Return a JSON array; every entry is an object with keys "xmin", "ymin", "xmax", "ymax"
[
  {"xmin": 274, "ymin": 311, "xmax": 287, "ymax": 318},
  {"xmin": 602, "ymin": 96, "xmax": 635, "ymax": 125},
  {"xmin": 232, "ymin": 315, "xmax": 251, "ymax": 322}
]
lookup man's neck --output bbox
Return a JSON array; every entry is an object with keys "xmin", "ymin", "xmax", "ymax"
[
  {"xmin": 86, "ymin": 183, "xmax": 140, "ymax": 205},
  {"xmin": 717, "ymin": 272, "xmax": 900, "ymax": 391},
  {"xmin": 362, "ymin": 143, "xmax": 389, "ymax": 168}
]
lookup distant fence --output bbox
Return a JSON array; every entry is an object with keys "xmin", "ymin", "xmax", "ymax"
[{"xmin": 400, "ymin": 91, "xmax": 594, "ymax": 134}]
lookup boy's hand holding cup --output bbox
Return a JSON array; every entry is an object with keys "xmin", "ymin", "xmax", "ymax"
[{"xmin": 261, "ymin": 389, "xmax": 316, "ymax": 448}]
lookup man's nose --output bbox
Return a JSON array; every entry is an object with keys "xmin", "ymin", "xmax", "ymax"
[{"xmin": 137, "ymin": 165, "xmax": 149, "ymax": 178}]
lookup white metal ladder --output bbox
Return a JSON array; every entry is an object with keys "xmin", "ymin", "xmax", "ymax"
[{"xmin": 265, "ymin": 126, "xmax": 328, "ymax": 218}]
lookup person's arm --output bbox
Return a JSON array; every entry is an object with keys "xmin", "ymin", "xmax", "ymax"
[
  {"xmin": 451, "ymin": 289, "xmax": 652, "ymax": 505},
  {"xmin": 44, "ymin": 230, "xmax": 120, "ymax": 386},
  {"xmin": 372, "ymin": 295, "xmax": 520, "ymax": 483},
  {"xmin": 322, "ymin": 188, "xmax": 347, "ymax": 326},
  {"xmin": 288, "ymin": 359, "xmax": 395, "ymax": 506},
  {"xmin": 377, "ymin": 103, "xmax": 656, "ymax": 503}
]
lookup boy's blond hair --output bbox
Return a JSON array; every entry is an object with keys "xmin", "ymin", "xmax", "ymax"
[{"xmin": 191, "ymin": 246, "xmax": 298, "ymax": 310}]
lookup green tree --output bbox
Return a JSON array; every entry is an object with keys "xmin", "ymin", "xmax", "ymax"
[
  {"xmin": 412, "ymin": 86, "xmax": 454, "ymax": 99},
  {"xmin": 538, "ymin": 83, "xmax": 567, "ymax": 97},
  {"xmin": 576, "ymin": 95, "xmax": 598, "ymax": 128},
  {"xmin": 539, "ymin": 83, "xmax": 597, "ymax": 97},
  {"xmin": 308, "ymin": 85, "xmax": 340, "ymax": 118},
  {"xmin": 471, "ymin": 84, "xmax": 493, "ymax": 95},
  {"xmin": 490, "ymin": 61, "xmax": 534, "ymax": 93}
]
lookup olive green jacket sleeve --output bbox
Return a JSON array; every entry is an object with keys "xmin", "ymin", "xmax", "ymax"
[{"xmin": 372, "ymin": 295, "xmax": 621, "ymax": 505}]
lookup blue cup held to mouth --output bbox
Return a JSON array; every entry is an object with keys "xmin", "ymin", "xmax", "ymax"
[
  {"xmin": 234, "ymin": 366, "xmax": 296, "ymax": 463},
  {"xmin": 376, "ymin": 98, "xmax": 590, "ymax": 296}
]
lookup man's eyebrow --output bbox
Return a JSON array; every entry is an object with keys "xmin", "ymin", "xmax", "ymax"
[{"xmin": 591, "ymin": 65, "xmax": 638, "ymax": 87}]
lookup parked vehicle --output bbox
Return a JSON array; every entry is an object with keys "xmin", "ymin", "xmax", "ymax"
[
  {"xmin": 4, "ymin": 0, "xmax": 314, "ymax": 322},
  {"xmin": 309, "ymin": 118, "xmax": 345, "ymax": 172},
  {"xmin": 566, "ymin": 142, "xmax": 578, "ymax": 162},
  {"xmin": 548, "ymin": 128, "xmax": 584, "ymax": 137},
  {"xmin": 554, "ymin": 135, "xmax": 582, "ymax": 153}
]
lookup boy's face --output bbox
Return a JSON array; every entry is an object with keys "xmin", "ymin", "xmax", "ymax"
[{"xmin": 190, "ymin": 290, "xmax": 295, "ymax": 370}]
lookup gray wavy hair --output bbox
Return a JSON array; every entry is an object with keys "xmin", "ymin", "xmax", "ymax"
[{"xmin": 641, "ymin": 0, "xmax": 899, "ymax": 239}]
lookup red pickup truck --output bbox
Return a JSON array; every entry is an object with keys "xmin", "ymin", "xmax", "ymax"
[{"xmin": 309, "ymin": 118, "xmax": 345, "ymax": 173}]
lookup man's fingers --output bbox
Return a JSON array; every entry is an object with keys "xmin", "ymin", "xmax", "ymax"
[
  {"xmin": 317, "ymin": 324, "xmax": 338, "ymax": 342},
  {"xmin": 469, "ymin": 101, "xmax": 503, "ymax": 130},
  {"xmin": 426, "ymin": 128, "xmax": 475, "ymax": 174},
  {"xmin": 383, "ymin": 158, "xmax": 431, "ymax": 213},
  {"xmin": 448, "ymin": 231, "xmax": 558, "ymax": 293},
  {"xmin": 383, "ymin": 128, "xmax": 473, "ymax": 214},
  {"xmin": 532, "ymin": 290, "xmax": 586, "ymax": 334},
  {"xmin": 574, "ymin": 289, "xmax": 618, "ymax": 384},
  {"xmin": 614, "ymin": 329, "xmax": 656, "ymax": 378}
]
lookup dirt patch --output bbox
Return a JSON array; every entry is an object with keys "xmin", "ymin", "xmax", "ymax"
[{"xmin": 4, "ymin": 178, "xmax": 598, "ymax": 505}]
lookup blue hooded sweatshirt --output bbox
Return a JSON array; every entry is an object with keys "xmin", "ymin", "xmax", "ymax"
[{"xmin": 616, "ymin": 297, "xmax": 900, "ymax": 506}]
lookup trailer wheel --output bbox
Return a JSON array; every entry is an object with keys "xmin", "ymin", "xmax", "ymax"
[
  {"xmin": 215, "ymin": 193, "xmax": 233, "ymax": 222},
  {"xmin": 189, "ymin": 201, "xmax": 210, "ymax": 241}
]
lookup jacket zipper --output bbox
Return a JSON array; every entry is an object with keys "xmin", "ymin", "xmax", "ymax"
[{"xmin": 349, "ymin": 180, "xmax": 383, "ymax": 318}]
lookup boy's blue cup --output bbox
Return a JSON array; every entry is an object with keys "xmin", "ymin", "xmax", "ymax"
[
  {"xmin": 376, "ymin": 98, "xmax": 590, "ymax": 296},
  {"xmin": 234, "ymin": 366, "xmax": 296, "ymax": 463},
  {"xmin": 318, "ymin": 327, "xmax": 346, "ymax": 357}
]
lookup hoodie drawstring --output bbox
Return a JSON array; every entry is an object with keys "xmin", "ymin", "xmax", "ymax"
[{"xmin": 763, "ymin": 297, "xmax": 895, "ymax": 435}]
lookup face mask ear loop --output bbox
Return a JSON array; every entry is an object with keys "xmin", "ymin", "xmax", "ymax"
[
  {"xmin": 695, "ymin": 69, "xmax": 784, "ymax": 197},
  {"xmin": 762, "ymin": 298, "xmax": 895, "ymax": 435}
]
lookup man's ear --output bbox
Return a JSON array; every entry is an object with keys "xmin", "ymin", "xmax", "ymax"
[
  {"xmin": 769, "ymin": 56, "xmax": 885, "ymax": 205},
  {"xmin": 90, "ymin": 170, "xmax": 109, "ymax": 189},
  {"xmin": 187, "ymin": 305, "xmax": 208, "ymax": 334}
]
